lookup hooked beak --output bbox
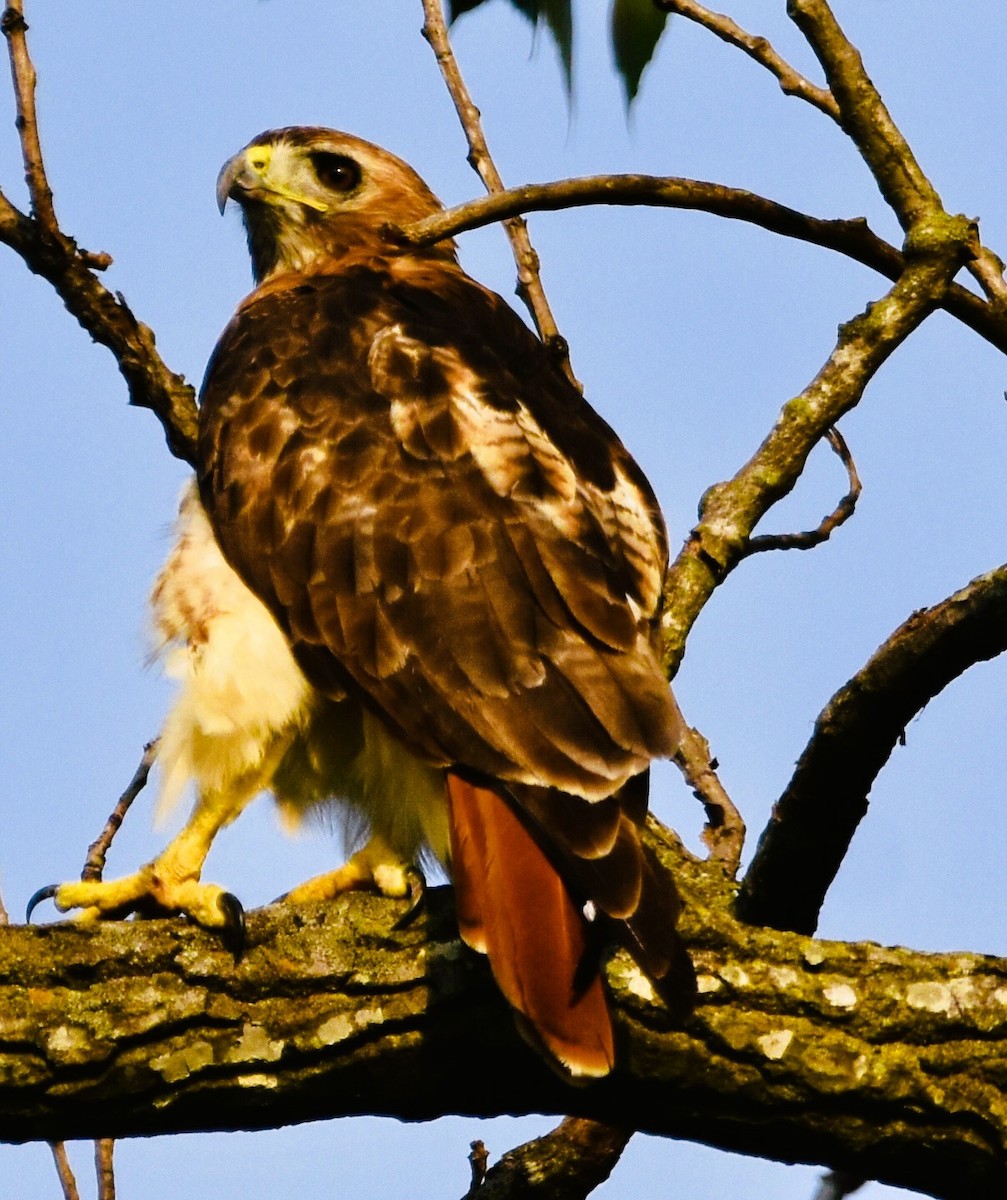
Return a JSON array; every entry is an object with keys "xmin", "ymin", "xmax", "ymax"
[
  {"xmin": 216, "ymin": 151, "xmax": 249, "ymax": 214},
  {"xmin": 215, "ymin": 144, "xmax": 330, "ymax": 215}
]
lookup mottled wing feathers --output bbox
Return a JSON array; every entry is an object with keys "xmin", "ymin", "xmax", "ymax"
[{"xmin": 199, "ymin": 261, "xmax": 681, "ymax": 802}]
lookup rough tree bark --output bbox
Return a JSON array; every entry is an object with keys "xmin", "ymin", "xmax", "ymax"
[{"xmin": 2, "ymin": 830, "xmax": 1006, "ymax": 1199}]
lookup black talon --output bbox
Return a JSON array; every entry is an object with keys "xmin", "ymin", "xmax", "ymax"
[
  {"xmin": 25, "ymin": 884, "xmax": 60, "ymax": 924},
  {"xmin": 393, "ymin": 866, "xmax": 427, "ymax": 930},
  {"xmin": 217, "ymin": 891, "xmax": 246, "ymax": 960}
]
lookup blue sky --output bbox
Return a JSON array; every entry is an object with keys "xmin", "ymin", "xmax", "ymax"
[{"xmin": 2, "ymin": 2, "xmax": 1005, "ymax": 1196}]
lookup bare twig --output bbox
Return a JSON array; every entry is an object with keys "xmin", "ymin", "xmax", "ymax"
[
  {"xmin": 0, "ymin": 4, "xmax": 197, "ymax": 459},
  {"xmin": 420, "ymin": 0, "xmax": 578, "ymax": 385},
  {"xmin": 1, "ymin": 0, "xmax": 57, "ymax": 231},
  {"xmin": 81, "ymin": 740, "xmax": 158, "ymax": 883},
  {"xmin": 668, "ymin": 693, "xmax": 745, "ymax": 875},
  {"xmin": 739, "ymin": 560, "xmax": 1007, "ymax": 934},
  {"xmin": 77, "ymin": 743, "xmax": 154, "ymax": 1200},
  {"xmin": 967, "ymin": 244, "xmax": 1007, "ymax": 308},
  {"xmin": 95, "ymin": 1138, "xmax": 116, "ymax": 1200},
  {"xmin": 657, "ymin": 0, "xmax": 839, "ymax": 120},
  {"xmin": 740, "ymin": 426, "xmax": 861, "ymax": 557},
  {"xmin": 77, "ymin": 743, "xmax": 148, "ymax": 1200},
  {"xmin": 812, "ymin": 1171, "xmax": 865, "ymax": 1200},
  {"xmin": 49, "ymin": 1143, "xmax": 81, "ymax": 1200},
  {"xmin": 461, "ymin": 1119, "xmax": 631, "ymax": 1199},
  {"xmin": 400, "ymin": 175, "xmax": 1007, "ymax": 356},
  {"xmin": 466, "ymin": 1140, "xmax": 489, "ymax": 1195},
  {"xmin": 664, "ymin": 0, "xmax": 1006, "ymax": 310}
]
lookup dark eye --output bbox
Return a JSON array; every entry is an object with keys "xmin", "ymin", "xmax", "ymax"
[{"xmin": 309, "ymin": 152, "xmax": 361, "ymax": 192}]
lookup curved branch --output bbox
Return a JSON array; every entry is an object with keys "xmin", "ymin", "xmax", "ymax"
[
  {"xmin": 3, "ymin": 864, "xmax": 1007, "ymax": 1197},
  {"xmin": 657, "ymin": 0, "xmax": 839, "ymax": 120},
  {"xmin": 738, "ymin": 562, "xmax": 1007, "ymax": 934},
  {"xmin": 740, "ymin": 426, "xmax": 861, "ymax": 558},
  {"xmin": 400, "ymin": 178, "xmax": 1007, "ymax": 355}
]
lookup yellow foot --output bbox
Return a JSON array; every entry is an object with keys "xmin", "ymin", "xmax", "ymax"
[
  {"xmin": 27, "ymin": 866, "xmax": 245, "ymax": 949},
  {"xmin": 282, "ymin": 838, "xmax": 424, "ymax": 921}
]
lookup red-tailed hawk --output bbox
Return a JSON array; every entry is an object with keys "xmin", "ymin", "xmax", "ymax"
[{"xmin": 41, "ymin": 128, "xmax": 694, "ymax": 1077}]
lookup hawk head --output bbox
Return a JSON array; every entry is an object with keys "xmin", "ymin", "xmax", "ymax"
[{"xmin": 216, "ymin": 126, "xmax": 453, "ymax": 281}]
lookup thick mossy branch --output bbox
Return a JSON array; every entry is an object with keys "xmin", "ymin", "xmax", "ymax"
[
  {"xmin": 738, "ymin": 562, "xmax": 1007, "ymax": 934},
  {"xmin": 2, "ymin": 859, "xmax": 1007, "ymax": 1198}
]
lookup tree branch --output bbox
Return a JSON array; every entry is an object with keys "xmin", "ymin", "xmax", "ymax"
[
  {"xmin": 0, "ymin": 199, "xmax": 198, "ymax": 463},
  {"xmin": 81, "ymin": 742, "xmax": 157, "ymax": 884},
  {"xmin": 668, "ymin": 692, "xmax": 745, "ymax": 875},
  {"xmin": 400, "ymin": 178, "xmax": 1007, "ymax": 356},
  {"xmin": 2, "ymin": 856, "xmax": 1007, "ymax": 1197},
  {"xmin": 738, "ymin": 562, "xmax": 1007, "ymax": 934},
  {"xmin": 95, "ymin": 1138, "xmax": 115, "ymax": 1200},
  {"xmin": 464, "ymin": 1119, "xmax": 631, "ymax": 1199},
  {"xmin": 0, "ymin": 2, "xmax": 197, "ymax": 462},
  {"xmin": 656, "ymin": 0, "xmax": 840, "ymax": 120},
  {"xmin": 660, "ymin": 213, "xmax": 976, "ymax": 676},
  {"xmin": 812, "ymin": 1172, "xmax": 865, "ymax": 1200},
  {"xmin": 2, "ymin": 0, "xmax": 57, "ymax": 233},
  {"xmin": 788, "ymin": 0, "xmax": 939, "ymax": 229},
  {"xmin": 49, "ymin": 1142, "xmax": 81, "ymax": 1200},
  {"xmin": 788, "ymin": 0, "xmax": 1007, "ymax": 306},
  {"xmin": 420, "ymin": 0, "xmax": 577, "ymax": 384},
  {"xmin": 739, "ymin": 426, "xmax": 861, "ymax": 558}
]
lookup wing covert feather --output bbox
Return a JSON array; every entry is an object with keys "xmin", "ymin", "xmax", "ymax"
[{"xmin": 199, "ymin": 263, "xmax": 680, "ymax": 799}]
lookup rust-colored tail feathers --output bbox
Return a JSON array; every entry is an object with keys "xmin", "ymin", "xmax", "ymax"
[
  {"xmin": 446, "ymin": 771, "xmax": 695, "ymax": 1078},
  {"xmin": 446, "ymin": 772, "xmax": 615, "ymax": 1078}
]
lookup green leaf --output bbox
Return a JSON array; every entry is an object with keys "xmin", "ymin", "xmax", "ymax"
[
  {"xmin": 446, "ymin": 0, "xmax": 490, "ymax": 19},
  {"xmin": 610, "ymin": 0, "xmax": 670, "ymax": 106},
  {"xmin": 532, "ymin": 0, "xmax": 574, "ymax": 96},
  {"xmin": 451, "ymin": 0, "xmax": 573, "ymax": 97}
]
